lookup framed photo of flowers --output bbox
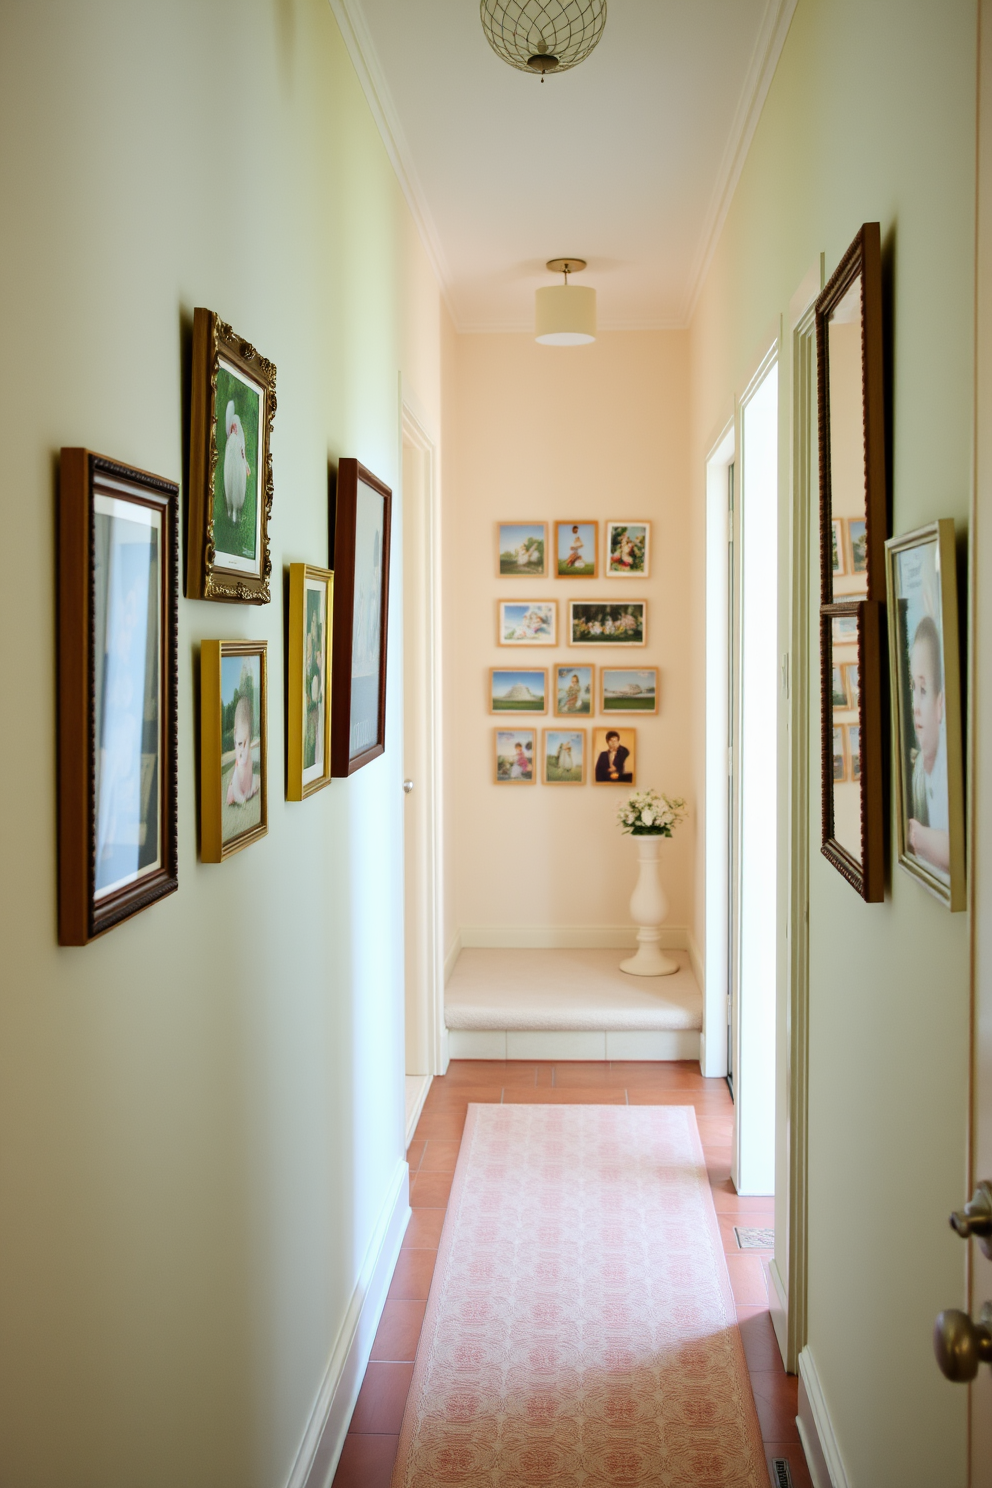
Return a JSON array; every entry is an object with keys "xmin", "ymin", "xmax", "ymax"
[
  {"xmin": 494, "ymin": 728, "xmax": 536, "ymax": 783},
  {"xmin": 331, "ymin": 460, "xmax": 392, "ymax": 776},
  {"xmin": 58, "ymin": 449, "xmax": 179, "ymax": 945},
  {"xmin": 200, "ymin": 640, "xmax": 268, "ymax": 861},
  {"xmin": 287, "ymin": 564, "xmax": 333, "ymax": 799},
  {"xmin": 187, "ymin": 307, "xmax": 277, "ymax": 604},
  {"xmin": 605, "ymin": 521, "xmax": 650, "ymax": 577}
]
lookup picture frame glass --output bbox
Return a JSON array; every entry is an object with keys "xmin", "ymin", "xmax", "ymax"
[
  {"xmin": 555, "ymin": 664, "xmax": 593, "ymax": 716},
  {"xmin": 212, "ymin": 359, "xmax": 263, "ymax": 575},
  {"xmin": 602, "ymin": 667, "xmax": 658, "ymax": 712},
  {"xmin": 303, "ymin": 575, "xmax": 329, "ymax": 786},
  {"xmin": 495, "ymin": 729, "xmax": 535, "ymax": 782},
  {"xmin": 498, "ymin": 524, "xmax": 546, "ymax": 575},
  {"xmin": 349, "ymin": 480, "xmax": 387, "ymax": 761},
  {"xmin": 220, "ymin": 651, "xmax": 263, "ymax": 847},
  {"xmin": 606, "ymin": 522, "xmax": 649, "ymax": 576}
]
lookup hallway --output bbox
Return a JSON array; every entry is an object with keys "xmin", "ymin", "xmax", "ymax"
[{"xmin": 333, "ymin": 1061, "xmax": 809, "ymax": 1488}]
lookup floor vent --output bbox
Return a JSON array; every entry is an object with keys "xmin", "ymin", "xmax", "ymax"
[{"xmin": 771, "ymin": 1459, "xmax": 794, "ymax": 1488}]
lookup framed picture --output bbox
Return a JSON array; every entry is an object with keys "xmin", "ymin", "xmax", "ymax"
[
  {"xmin": 831, "ymin": 519, "xmax": 846, "ymax": 576},
  {"xmin": 555, "ymin": 521, "xmax": 598, "ymax": 577},
  {"xmin": 885, "ymin": 519, "xmax": 965, "ymax": 910},
  {"xmin": 554, "ymin": 663, "xmax": 594, "ymax": 716},
  {"xmin": 601, "ymin": 667, "xmax": 658, "ymax": 713},
  {"xmin": 489, "ymin": 668, "xmax": 547, "ymax": 713},
  {"xmin": 187, "ymin": 307, "xmax": 276, "ymax": 604},
  {"xmin": 832, "ymin": 613, "xmax": 859, "ymax": 645},
  {"xmin": 847, "ymin": 724, "xmax": 861, "ymax": 782},
  {"xmin": 58, "ymin": 449, "xmax": 179, "ymax": 944},
  {"xmin": 592, "ymin": 727, "xmax": 636, "ymax": 784},
  {"xmin": 831, "ymin": 664, "xmax": 850, "ymax": 710},
  {"xmin": 498, "ymin": 600, "xmax": 557, "ymax": 645},
  {"xmin": 844, "ymin": 661, "xmax": 860, "ymax": 709},
  {"xmin": 200, "ymin": 641, "xmax": 268, "ymax": 861},
  {"xmin": 494, "ymin": 728, "xmax": 536, "ymax": 783},
  {"xmin": 330, "ymin": 460, "xmax": 392, "ymax": 775},
  {"xmin": 847, "ymin": 518, "xmax": 868, "ymax": 574},
  {"xmin": 606, "ymin": 521, "xmax": 650, "ymax": 577},
  {"xmin": 287, "ymin": 564, "xmax": 333, "ymax": 800},
  {"xmin": 543, "ymin": 728, "xmax": 587, "ymax": 784},
  {"xmin": 570, "ymin": 601, "xmax": 646, "ymax": 646},
  {"xmin": 497, "ymin": 523, "xmax": 547, "ymax": 576},
  {"xmin": 832, "ymin": 725, "xmax": 847, "ymax": 783}
]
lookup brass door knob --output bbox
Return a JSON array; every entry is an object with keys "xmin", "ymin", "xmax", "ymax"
[
  {"xmin": 934, "ymin": 1303, "xmax": 992, "ymax": 1382},
  {"xmin": 950, "ymin": 1181, "xmax": 992, "ymax": 1257}
]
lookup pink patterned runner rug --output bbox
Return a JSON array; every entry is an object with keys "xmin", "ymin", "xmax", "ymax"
[{"xmin": 391, "ymin": 1103, "xmax": 765, "ymax": 1487}]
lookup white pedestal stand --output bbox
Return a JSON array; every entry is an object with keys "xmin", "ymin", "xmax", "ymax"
[{"xmin": 620, "ymin": 834, "xmax": 678, "ymax": 977}]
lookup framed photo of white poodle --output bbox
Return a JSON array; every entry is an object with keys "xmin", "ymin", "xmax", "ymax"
[
  {"xmin": 200, "ymin": 640, "xmax": 268, "ymax": 862},
  {"xmin": 186, "ymin": 307, "xmax": 276, "ymax": 604}
]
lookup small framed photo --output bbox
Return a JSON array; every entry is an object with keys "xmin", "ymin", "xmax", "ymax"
[
  {"xmin": 831, "ymin": 518, "xmax": 846, "ymax": 576},
  {"xmin": 885, "ymin": 519, "xmax": 965, "ymax": 910},
  {"xmin": 601, "ymin": 667, "xmax": 658, "ymax": 713},
  {"xmin": 497, "ymin": 523, "xmax": 547, "ymax": 576},
  {"xmin": 489, "ymin": 668, "xmax": 547, "ymax": 713},
  {"xmin": 555, "ymin": 521, "xmax": 598, "ymax": 577},
  {"xmin": 543, "ymin": 728, "xmax": 587, "ymax": 784},
  {"xmin": 554, "ymin": 664, "xmax": 594, "ymax": 716},
  {"xmin": 200, "ymin": 641, "xmax": 268, "ymax": 861},
  {"xmin": 831, "ymin": 613, "xmax": 859, "ymax": 646},
  {"xmin": 331, "ymin": 459, "xmax": 392, "ymax": 775},
  {"xmin": 832, "ymin": 725, "xmax": 847, "ymax": 783},
  {"xmin": 494, "ymin": 728, "xmax": 536, "ymax": 783},
  {"xmin": 570, "ymin": 601, "xmax": 646, "ymax": 646},
  {"xmin": 498, "ymin": 600, "xmax": 557, "ymax": 645},
  {"xmin": 187, "ymin": 307, "xmax": 276, "ymax": 604},
  {"xmin": 831, "ymin": 663, "xmax": 850, "ymax": 710},
  {"xmin": 58, "ymin": 449, "xmax": 179, "ymax": 944},
  {"xmin": 606, "ymin": 521, "xmax": 650, "ymax": 577},
  {"xmin": 844, "ymin": 661, "xmax": 860, "ymax": 710},
  {"xmin": 287, "ymin": 564, "xmax": 333, "ymax": 800},
  {"xmin": 847, "ymin": 724, "xmax": 861, "ymax": 782},
  {"xmin": 847, "ymin": 517, "xmax": 868, "ymax": 574},
  {"xmin": 592, "ymin": 726, "xmax": 636, "ymax": 784}
]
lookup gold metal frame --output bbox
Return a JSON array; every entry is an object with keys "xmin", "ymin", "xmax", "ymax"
[
  {"xmin": 287, "ymin": 564, "xmax": 333, "ymax": 800},
  {"xmin": 200, "ymin": 640, "xmax": 268, "ymax": 861},
  {"xmin": 541, "ymin": 727, "xmax": 588, "ymax": 784}
]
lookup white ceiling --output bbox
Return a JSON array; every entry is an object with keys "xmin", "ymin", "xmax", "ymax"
[{"xmin": 329, "ymin": 0, "xmax": 797, "ymax": 330}]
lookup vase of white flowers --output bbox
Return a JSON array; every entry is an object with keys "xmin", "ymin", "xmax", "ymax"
[{"xmin": 616, "ymin": 790, "xmax": 687, "ymax": 977}]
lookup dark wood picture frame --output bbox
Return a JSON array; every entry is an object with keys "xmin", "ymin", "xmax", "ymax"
[
  {"xmin": 815, "ymin": 223, "xmax": 887, "ymax": 902},
  {"xmin": 330, "ymin": 459, "xmax": 392, "ymax": 776},
  {"xmin": 186, "ymin": 307, "xmax": 276, "ymax": 604},
  {"xmin": 58, "ymin": 449, "xmax": 179, "ymax": 944}
]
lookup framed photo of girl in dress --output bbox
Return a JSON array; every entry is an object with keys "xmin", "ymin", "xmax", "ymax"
[
  {"xmin": 542, "ymin": 729, "xmax": 587, "ymax": 784},
  {"xmin": 554, "ymin": 664, "xmax": 594, "ymax": 716},
  {"xmin": 555, "ymin": 521, "xmax": 598, "ymax": 577},
  {"xmin": 200, "ymin": 640, "xmax": 268, "ymax": 862},
  {"xmin": 287, "ymin": 564, "xmax": 333, "ymax": 800},
  {"xmin": 605, "ymin": 521, "xmax": 650, "ymax": 577},
  {"xmin": 494, "ymin": 729, "xmax": 536, "ymax": 783}
]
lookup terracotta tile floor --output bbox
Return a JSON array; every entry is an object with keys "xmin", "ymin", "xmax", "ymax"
[{"xmin": 332, "ymin": 1061, "xmax": 812, "ymax": 1488}]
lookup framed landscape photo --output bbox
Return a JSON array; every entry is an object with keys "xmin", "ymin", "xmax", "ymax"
[
  {"xmin": 498, "ymin": 600, "xmax": 557, "ymax": 646},
  {"xmin": 331, "ymin": 460, "xmax": 392, "ymax": 776},
  {"xmin": 592, "ymin": 727, "xmax": 636, "ymax": 784},
  {"xmin": 554, "ymin": 663, "xmax": 594, "ymax": 716},
  {"xmin": 489, "ymin": 668, "xmax": 547, "ymax": 713},
  {"xmin": 606, "ymin": 521, "xmax": 650, "ymax": 577},
  {"xmin": 494, "ymin": 728, "xmax": 536, "ymax": 783},
  {"xmin": 570, "ymin": 601, "xmax": 646, "ymax": 646},
  {"xmin": 497, "ymin": 523, "xmax": 547, "ymax": 576},
  {"xmin": 542, "ymin": 728, "xmax": 587, "ymax": 784},
  {"xmin": 847, "ymin": 518, "xmax": 868, "ymax": 575},
  {"xmin": 58, "ymin": 449, "xmax": 179, "ymax": 944},
  {"xmin": 832, "ymin": 613, "xmax": 859, "ymax": 646},
  {"xmin": 200, "ymin": 641, "xmax": 267, "ymax": 861},
  {"xmin": 555, "ymin": 521, "xmax": 598, "ymax": 577},
  {"xmin": 885, "ymin": 519, "xmax": 965, "ymax": 910},
  {"xmin": 287, "ymin": 564, "xmax": 333, "ymax": 800},
  {"xmin": 187, "ymin": 307, "xmax": 276, "ymax": 604},
  {"xmin": 601, "ymin": 667, "xmax": 658, "ymax": 713}
]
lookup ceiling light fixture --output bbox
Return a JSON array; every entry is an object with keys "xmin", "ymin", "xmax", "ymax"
[
  {"xmin": 480, "ymin": 0, "xmax": 607, "ymax": 82},
  {"xmin": 535, "ymin": 259, "xmax": 596, "ymax": 345}
]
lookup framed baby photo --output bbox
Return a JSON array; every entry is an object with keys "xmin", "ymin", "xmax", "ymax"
[
  {"xmin": 542, "ymin": 728, "xmax": 587, "ymax": 784},
  {"xmin": 555, "ymin": 521, "xmax": 598, "ymax": 577},
  {"xmin": 885, "ymin": 519, "xmax": 965, "ymax": 910},
  {"xmin": 601, "ymin": 666, "xmax": 658, "ymax": 713},
  {"xmin": 570, "ymin": 601, "xmax": 646, "ymax": 646},
  {"xmin": 554, "ymin": 663, "xmax": 594, "ymax": 717},
  {"xmin": 187, "ymin": 307, "xmax": 277, "ymax": 604},
  {"xmin": 497, "ymin": 522, "xmax": 547, "ymax": 576},
  {"xmin": 331, "ymin": 460, "xmax": 392, "ymax": 776},
  {"xmin": 494, "ymin": 728, "xmax": 536, "ymax": 783},
  {"xmin": 287, "ymin": 564, "xmax": 333, "ymax": 800},
  {"xmin": 489, "ymin": 668, "xmax": 548, "ymax": 713},
  {"xmin": 498, "ymin": 600, "xmax": 557, "ymax": 646},
  {"xmin": 58, "ymin": 449, "xmax": 179, "ymax": 945},
  {"xmin": 200, "ymin": 640, "xmax": 268, "ymax": 862},
  {"xmin": 592, "ymin": 727, "xmax": 636, "ymax": 784},
  {"xmin": 606, "ymin": 521, "xmax": 650, "ymax": 577}
]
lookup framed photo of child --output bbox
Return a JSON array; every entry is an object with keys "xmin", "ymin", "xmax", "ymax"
[
  {"xmin": 498, "ymin": 601, "xmax": 557, "ymax": 645},
  {"xmin": 494, "ymin": 729, "xmax": 536, "ymax": 783},
  {"xmin": 592, "ymin": 727, "xmax": 636, "ymax": 785},
  {"xmin": 885, "ymin": 520, "xmax": 965, "ymax": 910},
  {"xmin": 497, "ymin": 523, "xmax": 547, "ymax": 576},
  {"xmin": 200, "ymin": 640, "xmax": 268, "ymax": 861},
  {"xmin": 554, "ymin": 664, "xmax": 594, "ymax": 716},
  {"xmin": 555, "ymin": 521, "xmax": 598, "ymax": 577},
  {"xmin": 542, "ymin": 729, "xmax": 587, "ymax": 784},
  {"xmin": 287, "ymin": 565, "xmax": 333, "ymax": 800},
  {"xmin": 606, "ymin": 521, "xmax": 650, "ymax": 577}
]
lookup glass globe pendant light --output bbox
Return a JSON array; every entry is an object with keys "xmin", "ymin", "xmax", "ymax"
[
  {"xmin": 535, "ymin": 259, "xmax": 596, "ymax": 345},
  {"xmin": 480, "ymin": 0, "xmax": 607, "ymax": 81}
]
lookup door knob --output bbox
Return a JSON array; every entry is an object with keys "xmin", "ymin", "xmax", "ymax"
[
  {"xmin": 934, "ymin": 1303, "xmax": 992, "ymax": 1382},
  {"xmin": 950, "ymin": 1181, "xmax": 992, "ymax": 1258},
  {"xmin": 403, "ymin": 779, "xmax": 414, "ymax": 794}
]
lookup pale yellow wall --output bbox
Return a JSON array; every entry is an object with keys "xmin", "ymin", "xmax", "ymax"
[
  {"xmin": 689, "ymin": 0, "xmax": 975, "ymax": 1481},
  {"xmin": 445, "ymin": 331, "xmax": 694, "ymax": 938},
  {"xmin": 0, "ymin": 3, "xmax": 442, "ymax": 1485}
]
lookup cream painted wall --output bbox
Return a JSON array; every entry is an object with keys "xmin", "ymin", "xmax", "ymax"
[
  {"xmin": 445, "ymin": 331, "xmax": 693, "ymax": 939},
  {"xmin": 0, "ymin": 3, "xmax": 442, "ymax": 1485},
  {"xmin": 689, "ymin": 0, "xmax": 975, "ymax": 1482}
]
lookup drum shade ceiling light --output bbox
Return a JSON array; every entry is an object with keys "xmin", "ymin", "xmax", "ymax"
[
  {"xmin": 535, "ymin": 259, "xmax": 596, "ymax": 345},
  {"xmin": 481, "ymin": 0, "xmax": 607, "ymax": 80}
]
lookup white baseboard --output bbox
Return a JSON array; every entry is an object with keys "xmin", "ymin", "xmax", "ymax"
[
  {"xmin": 447, "ymin": 1028, "xmax": 701, "ymax": 1062},
  {"xmin": 404, "ymin": 1074, "xmax": 432, "ymax": 1146},
  {"xmin": 443, "ymin": 933, "xmax": 462, "ymax": 984},
  {"xmin": 285, "ymin": 1159, "xmax": 410, "ymax": 1488},
  {"xmin": 797, "ymin": 1346, "xmax": 850, "ymax": 1488},
  {"xmin": 768, "ymin": 1256, "xmax": 788, "ymax": 1368},
  {"xmin": 458, "ymin": 924, "xmax": 690, "ymax": 951}
]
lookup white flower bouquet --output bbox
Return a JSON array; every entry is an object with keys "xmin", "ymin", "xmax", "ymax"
[{"xmin": 617, "ymin": 788, "xmax": 687, "ymax": 837}]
